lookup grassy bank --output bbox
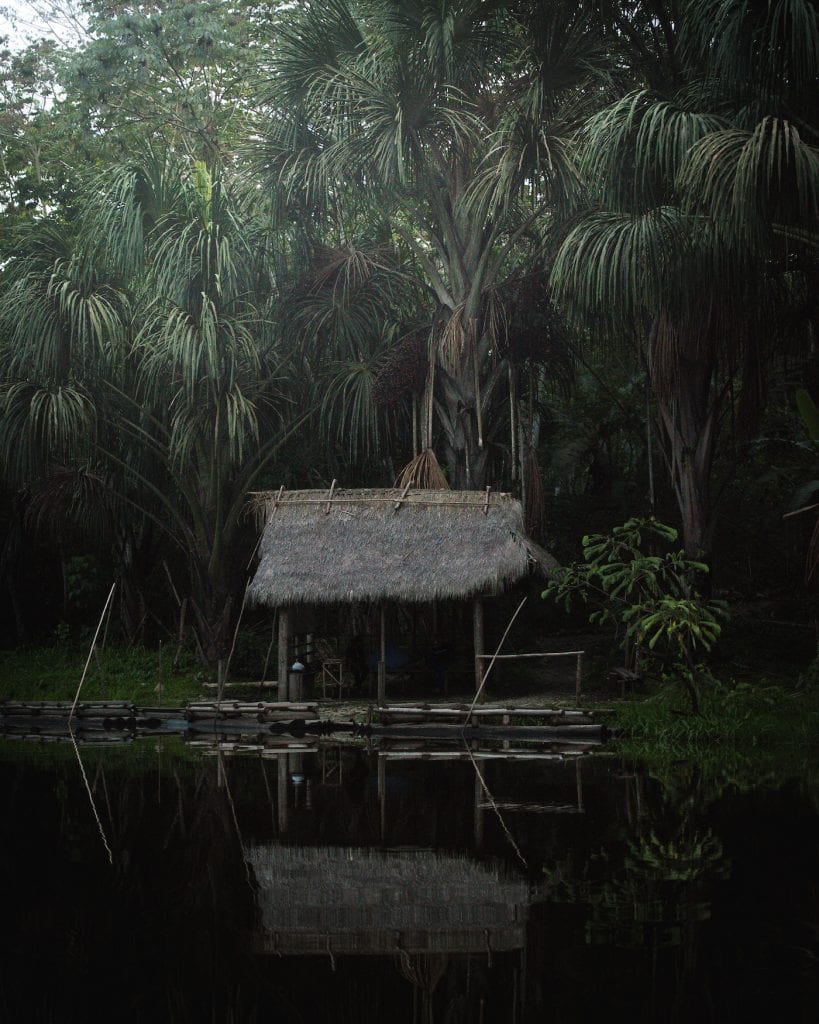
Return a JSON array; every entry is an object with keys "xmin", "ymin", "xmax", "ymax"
[
  {"xmin": 611, "ymin": 676, "xmax": 819, "ymax": 778},
  {"xmin": 3, "ymin": 645, "xmax": 819, "ymax": 755},
  {"xmin": 0, "ymin": 644, "xmax": 208, "ymax": 705}
]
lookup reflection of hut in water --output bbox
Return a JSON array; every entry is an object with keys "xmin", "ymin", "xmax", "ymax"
[
  {"xmin": 248, "ymin": 488, "xmax": 556, "ymax": 700},
  {"xmin": 247, "ymin": 845, "xmax": 533, "ymax": 956}
]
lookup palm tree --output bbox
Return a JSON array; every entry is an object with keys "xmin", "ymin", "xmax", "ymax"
[
  {"xmin": 281, "ymin": 238, "xmax": 423, "ymax": 481},
  {"xmin": 0, "ymin": 152, "xmax": 306, "ymax": 664},
  {"xmin": 257, "ymin": 0, "xmax": 599, "ymax": 489},
  {"xmin": 549, "ymin": 0, "xmax": 818, "ymax": 563}
]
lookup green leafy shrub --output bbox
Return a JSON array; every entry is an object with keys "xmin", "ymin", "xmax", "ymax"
[{"xmin": 543, "ymin": 517, "xmax": 728, "ymax": 711}]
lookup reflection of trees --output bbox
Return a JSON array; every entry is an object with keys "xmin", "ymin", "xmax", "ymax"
[
  {"xmin": 5, "ymin": 741, "xmax": 818, "ymax": 1022},
  {"xmin": 547, "ymin": 829, "xmax": 728, "ymax": 950},
  {"xmin": 0, "ymin": 742, "xmax": 278, "ymax": 1022},
  {"xmin": 542, "ymin": 760, "xmax": 732, "ymax": 1021}
]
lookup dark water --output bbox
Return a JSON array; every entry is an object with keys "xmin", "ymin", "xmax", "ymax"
[{"xmin": 0, "ymin": 736, "xmax": 817, "ymax": 1023}]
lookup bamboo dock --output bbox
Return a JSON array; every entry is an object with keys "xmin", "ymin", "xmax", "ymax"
[{"xmin": 0, "ymin": 698, "xmax": 611, "ymax": 744}]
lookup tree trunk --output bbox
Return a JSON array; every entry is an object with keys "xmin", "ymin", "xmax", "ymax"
[
  {"xmin": 435, "ymin": 343, "xmax": 492, "ymax": 490},
  {"xmin": 190, "ymin": 582, "xmax": 235, "ymax": 669},
  {"xmin": 651, "ymin": 342, "xmax": 721, "ymax": 567}
]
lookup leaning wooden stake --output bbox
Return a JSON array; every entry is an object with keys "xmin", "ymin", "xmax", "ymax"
[
  {"xmin": 467, "ymin": 596, "xmax": 527, "ymax": 716},
  {"xmin": 218, "ymin": 581, "xmax": 250, "ymax": 705},
  {"xmin": 69, "ymin": 581, "xmax": 117, "ymax": 721},
  {"xmin": 69, "ymin": 728, "xmax": 113, "ymax": 865}
]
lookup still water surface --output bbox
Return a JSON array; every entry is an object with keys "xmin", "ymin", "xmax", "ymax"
[{"xmin": 0, "ymin": 736, "xmax": 816, "ymax": 1023}]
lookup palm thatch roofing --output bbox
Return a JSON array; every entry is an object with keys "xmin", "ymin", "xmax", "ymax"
[
  {"xmin": 247, "ymin": 488, "xmax": 557, "ymax": 606},
  {"xmin": 247, "ymin": 845, "xmax": 532, "ymax": 955}
]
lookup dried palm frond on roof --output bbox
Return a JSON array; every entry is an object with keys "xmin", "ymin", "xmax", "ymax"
[
  {"xmin": 247, "ymin": 487, "xmax": 557, "ymax": 607},
  {"xmin": 394, "ymin": 448, "xmax": 449, "ymax": 490}
]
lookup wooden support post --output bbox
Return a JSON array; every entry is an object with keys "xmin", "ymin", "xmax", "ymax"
[
  {"xmin": 575, "ymin": 651, "xmax": 583, "ymax": 706},
  {"xmin": 377, "ymin": 604, "xmax": 386, "ymax": 707},
  {"xmin": 277, "ymin": 608, "xmax": 289, "ymax": 703},
  {"xmin": 378, "ymin": 753, "xmax": 386, "ymax": 842},
  {"xmin": 473, "ymin": 596, "xmax": 485, "ymax": 702},
  {"xmin": 277, "ymin": 753, "xmax": 288, "ymax": 834},
  {"xmin": 473, "ymin": 765, "xmax": 485, "ymax": 849}
]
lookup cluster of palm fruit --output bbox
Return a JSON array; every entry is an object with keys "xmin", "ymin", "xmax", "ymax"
[{"xmin": 372, "ymin": 329, "xmax": 429, "ymax": 408}]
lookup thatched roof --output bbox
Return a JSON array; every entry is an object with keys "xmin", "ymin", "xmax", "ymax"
[
  {"xmin": 247, "ymin": 488, "xmax": 557, "ymax": 606},
  {"xmin": 247, "ymin": 845, "xmax": 531, "ymax": 955}
]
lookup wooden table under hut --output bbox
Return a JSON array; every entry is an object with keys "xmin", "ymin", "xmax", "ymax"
[{"xmin": 247, "ymin": 487, "xmax": 559, "ymax": 704}]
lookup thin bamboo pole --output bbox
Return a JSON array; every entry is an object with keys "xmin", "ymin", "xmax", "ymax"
[
  {"xmin": 467, "ymin": 597, "xmax": 527, "ymax": 715},
  {"xmin": 218, "ymin": 580, "xmax": 250, "ymax": 704},
  {"xmin": 257, "ymin": 613, "xmax": 277, "ymax": 696},
  {"xmin": 250, "ymin": 493, "xmax": 510, "ymax": 507},
  {"xmin": 69, "ymin": 581, "xmax": 117, "ymax": 721},
  {"xmin": 475, "ymin": 651, "xmax": 585, "ymax": 660},
  {"xmin": 69, "ymin": 729, "xmax": 113, "ymax": 865}
]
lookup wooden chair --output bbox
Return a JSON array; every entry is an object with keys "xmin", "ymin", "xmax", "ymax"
[{"xmin": 320, "ymin": 657, "xmax": 346, "ymax": 699}]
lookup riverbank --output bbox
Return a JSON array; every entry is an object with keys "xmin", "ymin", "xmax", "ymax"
[
  {"xmin": 2, "ymin": 645, "xmax": 817, "ymax": 763},
  {"xmin": 0, "ymin": 643, "xmax": 207, "ymax": 705},
  {"xmin": 614, "ymin": 677, "xmax": 819, "ymax": 746}
]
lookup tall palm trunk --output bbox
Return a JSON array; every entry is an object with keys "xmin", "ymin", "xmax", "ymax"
[{"xmin": 651, "ymin": 336, "xmax": 721, "ymax": 566}]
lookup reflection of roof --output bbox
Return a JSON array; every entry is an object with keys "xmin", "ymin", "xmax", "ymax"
[
  {"xmin": 247, "ymin": 845, "xmax": 532, "ymax": 955},
  {"xmin": 247, "ymin": 489, "xmax": 556, "ymax": 606}
]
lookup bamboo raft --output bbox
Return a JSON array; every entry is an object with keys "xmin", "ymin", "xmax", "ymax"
[
  {"xmin": 0, "ymin": 700, "xmax": 137, "ymax": 718},
  {"xmin": 371, "ymin": 703, "xmax": 597, "ymax": 724},
  {"xmin": 0, "ymin": 700, "xmax": 610, "ymax": 742},
  {"xmin": 0, "ymin": 700, "xmax": 323, "ymax": 743},
  {"xmin": 367, "ymin": 702, "xmax": 607, "ymax": 740},
  {"xmin": 184, "ymin": 701, "xmax": 320, "ymax": 723}
]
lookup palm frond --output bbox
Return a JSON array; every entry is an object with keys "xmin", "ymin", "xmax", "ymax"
[
  {"xmin": 319, "ymin": 354, "xmax": 391, "ymax": 463},
  {"xmin": 550, "ymin": 206, "xmax": 688, "ymax": 326},
  {"xmin": 679, "ymin": 117, "xmax": 819, "ymax": 245},
  {"xmin": 168, "ymin": 380, "xmax": 261, "ymax": 470},
  {"xmin": 0, "ymin": 380, "xmax": 96, "ymax": 482},
  {"xmin": 579, "ymin": 90, "xmax": 727, "ymax": 210},
  {"xmin": 684, "ymin": 0, "xmax": 819, "ymax": 108},
  {"xmin": 23, "ymin": 464, "xmax": 117, "ymax": 543}
]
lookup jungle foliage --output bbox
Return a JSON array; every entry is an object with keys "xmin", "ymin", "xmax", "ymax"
[{"xmin": 0, "ymin": 1, "xmax": 816, "ymax": 674}]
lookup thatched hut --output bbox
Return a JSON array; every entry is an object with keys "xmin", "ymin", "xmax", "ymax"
[{"xmin": 248, "ymin": 487, "xmax": 556, "ymax": 700}]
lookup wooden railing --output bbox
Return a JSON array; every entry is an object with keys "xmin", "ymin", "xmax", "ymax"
[{"xmin": 475, "ymin": 650, "xmax": 585, "ymax": 704}]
